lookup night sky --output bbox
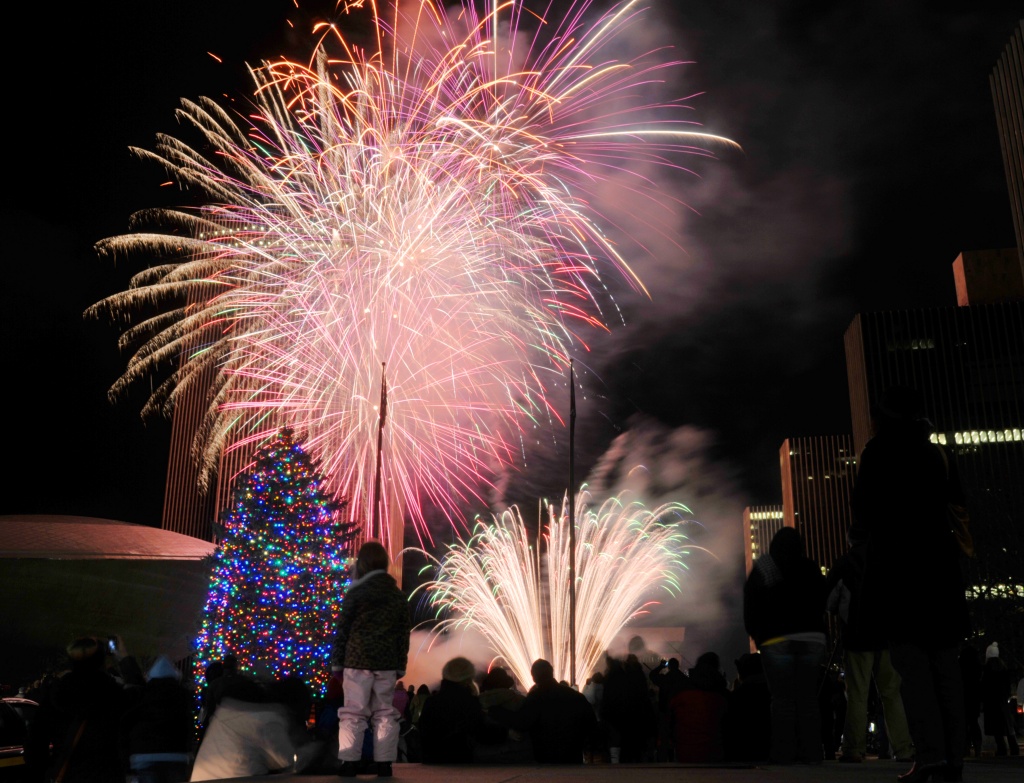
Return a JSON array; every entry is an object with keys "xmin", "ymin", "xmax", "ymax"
[{"xmin": 2, "ymin": 0, "xmax": 1020, "ymax": 534}]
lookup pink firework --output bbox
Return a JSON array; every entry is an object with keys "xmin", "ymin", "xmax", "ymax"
[{"xmin": 88, "ymin": 1, "xmax": 736, "ymax": 543}]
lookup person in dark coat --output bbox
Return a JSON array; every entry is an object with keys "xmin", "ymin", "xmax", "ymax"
[
  {"xmin": 119, "ymin": 656, "xmax": 194, "ymax": 783},
  {"xmin": 25, "ymin": 635, "xmax": 144, "ymax": 783},
  {"xmin": 418, "ymin": 657, "xmax": 497, "ymax": 763},
  {"xmin": 476, "ymin": 667, "xmax": 531, "ymax": 763},
  {"xmin": 743, "ymin": 526, "xmax": 828, "ymax": 765},
  {"xmin": 981, "ymin": 643, "xmax": 1019, "ymax": 756},
  {"xmin": 724, "ymin": 653, "xmax": 772, "ymax": 762},
  {"xmin": 826, "ymin": 541, "xmax": 913, "ymax": 762},
  {"xmin": 669, "ymin": 652, "xmax": 729, "ymax": 762},
  {"xmin": 488, "ymin": 659, "xmax": 597, "ymax": 764},
  {"xmin": 959, "ymin": 646, "xmax": 984, "ymax": 758},
  {"xmin": 330, "ymin": 541, "xmax": 411, "ymax": 778},
  {"xmin": 649, "ymin": 658, "xmax": 687, "ymax": 760},
  {"xmin": 851, "ymin": 385, "xmax": 971, "ymax": 783},
  {"xmin": 600, "ymin": 654, "xmax": 656, "ymax": 762}
]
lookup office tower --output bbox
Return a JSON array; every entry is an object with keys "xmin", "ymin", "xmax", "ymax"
[
  {"xmin": 990, "ymin": 20, "xmax": 1024, "ymax": 280},
  {"xmin": 779, "ymin": 436, "xmax": 857, "ymax": 574},
  {"xmin": 742, "ymin": 505, "xmax": 784, "ymax": 575}
]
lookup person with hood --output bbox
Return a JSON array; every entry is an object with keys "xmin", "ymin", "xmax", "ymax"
[
  {"xmin": 330, "ymin": 541, "xmax": 411, "ymax": 778},
  {"xmin": 851, "ymin": 385, "xmax": 971, "ymax": 783},
  {"xmin": 25, "ymin": 635, "xmax": 144, "ymax": 783},
  {"xmin": 119, "ymin": 655, "xmax": 194, "ymax": 783},
  {"xmin": 743, "ymin": 526, "xmax": 828, "ymax": 765}
]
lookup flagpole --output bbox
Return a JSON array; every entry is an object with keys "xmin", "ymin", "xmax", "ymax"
[
  {"xmin": 568, "ymin": 360, "xmax": 577, "ymax": 687},
  {"xmin": 372, "ymin": 362, "xmax": 387, "ymax": 543}
]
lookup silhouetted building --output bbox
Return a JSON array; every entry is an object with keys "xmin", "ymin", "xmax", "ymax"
[
  {"xmin": 742, "ymin": 505, "xmax": 784, "ymax": 575},
  {"xmin": 0, "ymin": 515, "xmax": 214, "ymax": 683},
  {"xmin": 991, "ymin": 20, "xmax": 1024, "ymax": 280},
  {"xmin": 779, "ymin": 436, "xmax": 856, "ymax": 575},
  {"xmin": 953, "ymin": 249, "xmax": 1024, "ymax": 306}
]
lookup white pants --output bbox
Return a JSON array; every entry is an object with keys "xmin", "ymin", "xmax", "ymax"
[{"xmin": 337, "ymin": 669, "xmax": 401, "ymax": 762}]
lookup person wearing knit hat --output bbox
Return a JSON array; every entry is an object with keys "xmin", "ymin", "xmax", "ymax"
[
  {"xmin": 981, "ymin": 642, "xmax": 1019, "ymax": 757},
  {"xmin": 418, "ymin": 657, "xmax": 501, "ymax": 763},
  {"xmin": 441, "ymin": 657, "xmax": 476, "ymax": 686}
]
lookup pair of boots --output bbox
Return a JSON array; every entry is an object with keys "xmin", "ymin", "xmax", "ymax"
[{"xmin": 339, "ymin": 760, "xmax": 393, "ymax": 777}]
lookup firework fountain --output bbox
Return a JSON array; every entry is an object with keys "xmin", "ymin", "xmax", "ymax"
[
  {"xmin": 87, "ymin": 0, "xmax": 736, "ymax": 546},
  {"xmin": 415, "ymin": 484, "xmax": 698, "ymax": 687}
]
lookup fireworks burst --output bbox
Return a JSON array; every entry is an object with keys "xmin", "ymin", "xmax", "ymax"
[
  {"xmin": 87, "ymin": 0, "xmax": 736, "ymax": 542},
  {"xmin": 415, "ymin": 486, "xmax": 697, "ymax": 687}
]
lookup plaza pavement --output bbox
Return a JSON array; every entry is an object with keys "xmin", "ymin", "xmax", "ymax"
[{"xmin": 215, "ymin": 755, "xmax": 1023, "ymax": 783}]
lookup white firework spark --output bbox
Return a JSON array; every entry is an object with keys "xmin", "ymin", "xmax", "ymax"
[{"xmin": 415, "ymin": 485, "xmax": 697, "ymax": 687}]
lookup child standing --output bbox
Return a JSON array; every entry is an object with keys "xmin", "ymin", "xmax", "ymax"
[{"xmin": 331, "ymin": 541, "xmax": 411, "ymax": 777}]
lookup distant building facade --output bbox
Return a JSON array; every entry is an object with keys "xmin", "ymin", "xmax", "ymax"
[
  {"xmin": 742, "ymin": 505, "xmax": 784, "ymax": 575},
  {"xmin": 990, "ymin": 20, "xmax": 1024, "ymax": 280},
  {"xmin": 779, "ymin": 436, "xmax": 857, "ymax": 574}
]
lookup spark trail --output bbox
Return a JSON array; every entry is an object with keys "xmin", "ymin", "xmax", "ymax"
[
  {"xmin": 88, "ymin": 0, "xmax": 736, "ymax": 542},
  {"xmin": 415, "ymin": 486, "xmax": 697, "ymax": 687}
]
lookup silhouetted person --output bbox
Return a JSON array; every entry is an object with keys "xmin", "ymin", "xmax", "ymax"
[
  {"xmin": 119, "ymin": 656, "xmax": 193, "ymax": 783},
  {"xmin": 190, "ymin": 677, "xmax": 321, "ymax": 780},
  {"xmin": 669, "ymin": 652, "xmax": 728, "ymax": 762},
  {"xmin": 488, "ymin": 658, "xmax": 597, "ymax": 764},
  {"xmin": 743, "ymin": 526, "xmax": 828, "ymax": 764},
  {"xmin": 981, "ymin": 643, "xmax": 1019, "ymax": 756},
  {"xmin": 724, "ymin": 653, "xmax": 771, "ymax": 762},
  {"xmin": 25, "ymin": 635, "xmax": 144, "ymax": 783},
  {"xmin": 600, "ymin": 653, "xmax": 656, "ymax": 762},
  {"xmin": 959, "ymin": 646, "xmax": 984, "ymax": 758},
  {"xmin": 202, "ymin": 653, "xmax": 263, "ymax": 727},
  {"xmin": 649, "ymin": 658, "xmax": 687, "ymax": 760},
  {"xmin": 826, "ymin": 540, "xmax": 913, "ymax": 763},
  {"xmin": 851, "ymin": 385, "xmax": 971, "ymax": 783},
  {"xmin": 419, "ymin": 657, "xmax": 496, "ymax": 763}
]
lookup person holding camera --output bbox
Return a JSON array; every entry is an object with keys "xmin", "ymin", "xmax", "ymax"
[
  {"xmin": 25, "ymin": 635, "xmax": 144, "ymax": 783},
  {"xmin": 649, "ymin": 658, "xmax": 686, "ymax": 760}
]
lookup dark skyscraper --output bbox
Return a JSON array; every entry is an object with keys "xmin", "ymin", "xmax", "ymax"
[{"xmin": 990, "ymin": 20, "xmax": 1024, "ymax": 280}]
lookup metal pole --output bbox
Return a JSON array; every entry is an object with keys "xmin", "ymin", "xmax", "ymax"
[
  {"xmin": 568, "ymin": 360, "xmax": 577, "ymax": 687},
  {"xmin": 372, "ymin": 362, "xmax": 387, "ymax": 543}
]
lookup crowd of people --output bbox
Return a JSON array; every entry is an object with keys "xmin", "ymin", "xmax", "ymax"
[{"xmin": 9, "ymin": 387, "xmax": 1024, "ymax": 781}]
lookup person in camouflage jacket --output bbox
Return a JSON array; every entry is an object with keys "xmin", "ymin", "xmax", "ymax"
[{"xmin": 331, "ymin": 541, "xmax": 411, "ymax": 777}]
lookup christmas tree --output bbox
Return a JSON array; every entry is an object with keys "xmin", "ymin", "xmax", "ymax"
[{"xmin": 193, "ymin": 428, "xmax": 356, "ymax": 696}]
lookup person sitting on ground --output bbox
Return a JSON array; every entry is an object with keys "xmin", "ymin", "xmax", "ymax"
[
  {"xmin": 488, "ymin": 659, "xmax": 598, "ymax": 764},
  {"xmin": 190, "ymin": 677, "xmax": 322, "ymax": 781},
  {"xmin": 202, "ymin": 653, "xmax": 264, "ymax": 727}
]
